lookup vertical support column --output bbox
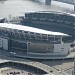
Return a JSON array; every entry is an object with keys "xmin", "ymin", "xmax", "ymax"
[
  {"xmin": 74, "ymin": 55, "xmax": 75, "ymax": 75},
  {"xmin": 34, "ymin": 33, "xmax": 37, "ymax": 40},
  {"xmin": 27, "ymin": 42, "xmax": 29, "ymax": 54},
  {"xmin": 45, "ymin": 0, "xmax": 51, "ymax": 5},
  {"xmin": 47, "ymin": 34, "xmax": 48, "ymax": 40},
  {"xmin": 60, "ymin": 36, "xmax": 63, "ymax": 44},
  {"xmin": 54, "ymin": 35, "xmax": 55, "ymax": 42}
]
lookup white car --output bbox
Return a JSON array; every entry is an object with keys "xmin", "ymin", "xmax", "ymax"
[{"xmin": 10, "ymin": 52, "xmax": 16, "ymax": 55}]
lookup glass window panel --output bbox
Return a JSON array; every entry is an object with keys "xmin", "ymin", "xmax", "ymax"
[
  {"xmin": 36, "ymin": 33, "xmax": 41, "ymax": 40},
  {"xmin": 42, "ymin": 34, "xmax": 47, "ymax": 40}
]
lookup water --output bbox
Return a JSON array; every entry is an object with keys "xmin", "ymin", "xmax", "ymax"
[{"xmin": 0, "ymin": 0, "xmax": 74, "ymax": 18}]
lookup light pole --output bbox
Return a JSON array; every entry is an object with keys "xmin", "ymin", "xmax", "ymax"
[{"xmin": 73, "ymin": 55, "xmax": 75, "ymax": 75}]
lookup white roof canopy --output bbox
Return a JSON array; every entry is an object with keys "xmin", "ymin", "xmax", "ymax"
[{"xmin": 0, "ymin": 23, "xmax": 68, "ymax": 36}]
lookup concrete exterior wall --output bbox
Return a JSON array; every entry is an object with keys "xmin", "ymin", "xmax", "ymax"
[
  {"xmin": 2, "ymin": 38, "xmax": 8, "ymax": 50},
  {"xmin": 0, "ymin": 38, "xmax": 3, "ymax": 48},
  {"xmin": 54, "ymin": 43, "xmax": 70, "ymax": 55},
  {"xmin": 27, "ymin": 42, "xmax": 54, "ymax": 53},
  {"xmin": 27, "ymin": 41, "xmax": 71, "ymax": 55},
  {"xmin": 0, "ymin": 37, "xmax": 8, "ymax": 50}
]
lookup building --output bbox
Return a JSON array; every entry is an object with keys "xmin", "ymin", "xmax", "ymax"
[
  {"xmin": 0, "ymin": 23, "xmax": 71, "ymax": 56},
  {"xmin": 20, "ymin": 11, "xmax": 75, "ymax": 40}
]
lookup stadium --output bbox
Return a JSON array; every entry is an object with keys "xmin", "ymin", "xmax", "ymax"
[
  {"xmin": 0, "ymin": 23, "xmax": 71, "ymax": 58},
  {"xmin": 20, "ymin": 11, "xmax": 75, "ymax": 40}
]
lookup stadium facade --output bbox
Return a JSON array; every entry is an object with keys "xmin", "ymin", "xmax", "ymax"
[
  {"xmin": 0, "ymin": 23, "xmax": 71, "ymax": 56},
  {"xmin": 20, "ymin": 11, "xmax": 75, "ymax": 40}
]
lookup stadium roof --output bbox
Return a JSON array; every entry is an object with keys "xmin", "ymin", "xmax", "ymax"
[
  {"xmin": 0, "ymin": 23, "xmax": 68, "ymax": 36},
  {"xmin": 27, "ymin": 11, "xmax": 75, "ymax": 17}
]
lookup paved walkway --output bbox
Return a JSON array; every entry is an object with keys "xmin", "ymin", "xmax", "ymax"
[
  {"xmin": 0, "ymin": 56, "xmax": 72, "ymax": 75},
  {"xmin": 11, "ymin": 51, "xmax": 75, "ymax": 60},
  {"xmin": 0, "ymin": 48, "xmax": 75, "ymax": 75},
  {"xmin": 0, "ymin": 47, "xmax": 75, "ymax": 60}
]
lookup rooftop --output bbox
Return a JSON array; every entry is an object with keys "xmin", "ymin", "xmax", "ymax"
[{"xmin": 0, "ymin": 23, "xmax": 68, "ymax": 36}]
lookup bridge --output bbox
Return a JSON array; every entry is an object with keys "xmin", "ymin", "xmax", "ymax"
[
  {"xmin": 54, "ymin": 0, "xmax": 74, "ymax": 5},
  {"xmin": 35, "ymin": 0, "xmax": 75, "ymax": 11}
]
